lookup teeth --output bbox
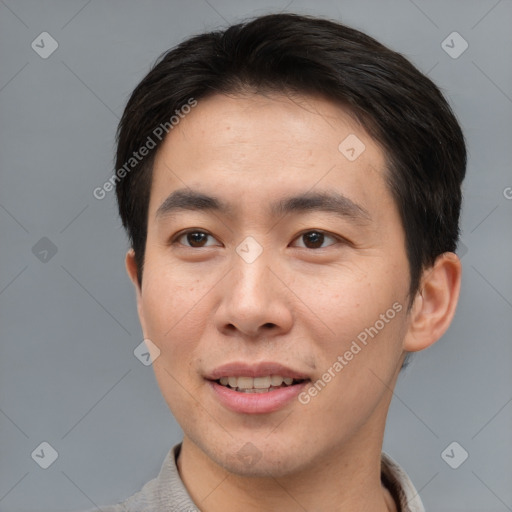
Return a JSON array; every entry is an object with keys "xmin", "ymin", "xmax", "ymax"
[
  {"xmin": 217, "ymin": 375, "xmax": 302, "ymax": 391},
  {"xmin": 237, "ymin": 377, "xmax": 254, "ymax": 390},
  {"xmin": 271, "ymin": 375, "xmax": 284, "ymax": 386},
  {"xmin": 253, "ymin": 376, "xmax": 271, "ymax": 388}
]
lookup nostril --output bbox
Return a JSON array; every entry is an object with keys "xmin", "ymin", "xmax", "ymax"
[{"xmin": 262, "ymin": 322, "xmax": 276, "ymax": 329}]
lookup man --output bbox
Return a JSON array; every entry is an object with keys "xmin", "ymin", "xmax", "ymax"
[{"xmin": 97, "ymin": 12, "xmax": 465, "ymax": 511}]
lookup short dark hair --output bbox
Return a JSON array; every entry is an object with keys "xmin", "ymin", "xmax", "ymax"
[{"xmin": 115, "ymin": 13, "xmax": 466, "ymax": 300}]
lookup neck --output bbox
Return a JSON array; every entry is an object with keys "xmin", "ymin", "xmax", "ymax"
[{"xmin": 177, "ymin": 425, "xmax": 397, "ymax": 512}]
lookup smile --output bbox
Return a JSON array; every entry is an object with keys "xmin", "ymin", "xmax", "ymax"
[{"xmin": 216, "ymin": 375, "xmax": 306, "ymax": 393}]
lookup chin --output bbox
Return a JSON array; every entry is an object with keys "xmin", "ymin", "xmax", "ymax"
[
  {"xmin": 223, "ymin": 453, "xmax": 304, "ymax": 478},
  {"xmin": 206, "ymin": 435, "xmax": 314, "ymax": 478}
]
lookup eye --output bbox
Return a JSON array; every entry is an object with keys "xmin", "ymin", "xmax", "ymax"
[
  {"xmin": 175, "ymin": 230, "xmax": 220, "ymax": 248},
  {"xmin": 291, "ymin": 230, "xmax": 339, "ymax": 249}
]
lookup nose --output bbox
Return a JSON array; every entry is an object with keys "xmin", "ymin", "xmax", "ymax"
[{"xmin": 214, "ymin": 253, "xmax": 293, "ymax": 339}]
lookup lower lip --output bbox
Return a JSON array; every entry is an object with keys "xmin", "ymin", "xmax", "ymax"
[{"xmin": 208, "ymin": 380, "xmax": 309, "ymax": 414}]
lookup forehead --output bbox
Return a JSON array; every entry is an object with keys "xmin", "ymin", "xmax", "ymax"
[{"xmin": 148, "ymin": 92, "xmax": 390, "ymax": 217}]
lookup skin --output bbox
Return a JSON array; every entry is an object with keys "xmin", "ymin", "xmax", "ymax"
[{"xmin": 126, "ymin": 92, "xmax": 461, "ymax": 511}]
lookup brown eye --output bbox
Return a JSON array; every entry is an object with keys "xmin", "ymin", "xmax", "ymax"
[
  {"xmin": 292, "ymin": 230, "xmax": 338, "ymax": 249},
  {"xmin": 187, "ymin": 232, "xmax": 208, "ymax": 247},
  {"xmin": 303, "ymin": 231, "xmax": 324, "ymax": 248},
  {"xmin": 177, "ymin": 231, "xmax": 218, "ymax": 248}
]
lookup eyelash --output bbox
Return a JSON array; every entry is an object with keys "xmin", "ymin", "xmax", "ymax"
[{"xmin": 172, "ymin": 229, "xmax": 344, "ymax": 249}]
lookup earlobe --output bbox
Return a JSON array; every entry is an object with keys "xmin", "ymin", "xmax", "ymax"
[
  {"xmin": 125, "ymin": 249, "xmax": 141, "ymax": 291},
  {"xmin": 403, "ymin": 252, "xmax": 462, "ymax": 353}
]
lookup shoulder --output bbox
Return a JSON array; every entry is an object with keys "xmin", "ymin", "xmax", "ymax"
[{"xmin": 79, "ymin": 444, "xmax": 197, "ymax": 512}]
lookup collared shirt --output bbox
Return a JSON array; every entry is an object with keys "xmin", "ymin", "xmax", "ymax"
[{"xmin": 86, "ymin": 444, "xmax": 425, "ymax": 512}]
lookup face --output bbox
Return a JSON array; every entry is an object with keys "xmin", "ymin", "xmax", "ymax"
[{"xmin": 129, "ymin": 92, "xmax": 413, "ymax": 477}]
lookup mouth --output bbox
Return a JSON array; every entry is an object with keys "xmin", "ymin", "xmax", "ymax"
[
  {"xmin": 206, "ymin": 362, "xmax": 311, "ymax": 414},
  {"xmin": 214, "ymin": 375, "xmax": 308, "ymax": 393}
]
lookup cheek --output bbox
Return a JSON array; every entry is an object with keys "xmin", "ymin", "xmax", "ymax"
[
  {"xmin": 296, "ymin": 265, "xmax": 406, "ymax": 367},
  {"xmin": 139, "ymin": 265, "xmax": 215, "ymax": 416},
  {"xmin": 298, "ymin": 278, "xmax": 407, "ymax": 434},
  {"xmin": 298, "ymin": 265, "xmax": 374, "ymax": 323},
  {"xmin": 139, "ymin": 259, "xmax": 214, "ymax": 359}
]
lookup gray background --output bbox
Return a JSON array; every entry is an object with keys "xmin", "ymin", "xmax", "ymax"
[{"xmin": 0, "ymin": 1, "xmax": 511, "ymax": 511}]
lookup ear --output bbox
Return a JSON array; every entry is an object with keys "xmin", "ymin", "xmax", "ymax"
[
  {"xmin": 403, "ymin": 252, "xmax": 462, "ymax": 352},
  {"xmin": 125, "ymin": 249, "xmax": 147, "ymax": 336}
]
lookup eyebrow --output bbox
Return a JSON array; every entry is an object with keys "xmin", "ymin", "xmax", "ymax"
[
  {"xmin": 155, "ymin": 188, "xmax": 370, "ymax": 223},
  {"xmin": 156, "ymin": 189, "xmax": 232, "ymax": 218},
  {"xmin": 271, "ymin": 191, "xmax": 371, "ymax": 223}
]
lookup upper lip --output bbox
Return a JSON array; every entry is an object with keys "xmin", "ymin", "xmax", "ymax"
[{"xmin": 206, "ymin": 361, "xmax": 310, "ymax": 380}]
